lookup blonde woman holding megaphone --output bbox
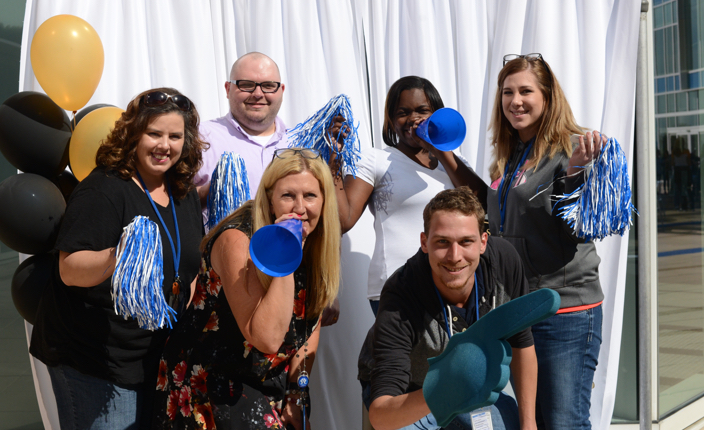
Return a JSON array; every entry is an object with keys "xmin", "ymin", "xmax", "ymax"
[{"xmin": 153, "ymin": 148, "xmax": 340, "ymax": 430}]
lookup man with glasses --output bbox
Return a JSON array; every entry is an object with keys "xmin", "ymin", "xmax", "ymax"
[{"xmin": 195, "ymin": 52, "xmax": 288, "ymax": 219}]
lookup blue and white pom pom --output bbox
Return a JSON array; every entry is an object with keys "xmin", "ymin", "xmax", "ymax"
[
  {"xmin": 556, "ymin": 137, "xmax": 638, "ymax": 241},
  {"xmin": 287, "ymin": 94, "xmax": 361, "ymax": 177},
  {"xmin": 206, "ymin": 152, "xmax": 251, "ymax": 230},
  {"xmin": 111, "ymin": 216, "xmax": 176, "ymax": 331}
]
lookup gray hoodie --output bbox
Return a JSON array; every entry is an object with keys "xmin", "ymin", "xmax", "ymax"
[{"xmin": 487, "ymin": 140, "xmax": 603, "ymax": 309}]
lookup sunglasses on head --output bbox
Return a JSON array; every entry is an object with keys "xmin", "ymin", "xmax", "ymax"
[
  {"xmin": 502, "ymin": 53, "xmax": 553, "ymax": 81},
  {"xmin": 142, "ymin": 91, "xmax": 193, "ymax": 112},
  {"xmin": 273, "ymin": 148, "xmax": 321, "ymax": 160}
]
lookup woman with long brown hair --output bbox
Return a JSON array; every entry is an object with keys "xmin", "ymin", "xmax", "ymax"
[{"xmin": 488, "ymin": 54, "xmax": 606, "ymax": 429}]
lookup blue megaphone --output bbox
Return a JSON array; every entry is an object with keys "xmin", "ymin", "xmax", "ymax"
[
  {"xmin": 415, "ymin": 108, "xmax": 467, "ymax": 152},
  {"xmin": 249, "ymin": 219, "xmax": 303, "ymax": 277}
]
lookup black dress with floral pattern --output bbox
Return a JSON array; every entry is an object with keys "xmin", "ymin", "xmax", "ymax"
[{"xmin": 152, "ymin": 215, "xmax": 317, "ymax": 430}]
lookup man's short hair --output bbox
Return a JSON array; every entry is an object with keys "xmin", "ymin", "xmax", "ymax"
[{"xmin": 423, "ymin": 186, "xmax": 485, "ymax": 234}]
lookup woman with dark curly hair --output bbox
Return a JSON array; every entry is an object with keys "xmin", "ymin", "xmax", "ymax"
[{"xmin": 30, "ymin": 87, "xmax": 207, "ymax": 430}]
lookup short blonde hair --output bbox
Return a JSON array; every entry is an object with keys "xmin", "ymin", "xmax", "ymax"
[{"xmin": 488, "ymin": 57, "xmax": 584, "ymax": 182}]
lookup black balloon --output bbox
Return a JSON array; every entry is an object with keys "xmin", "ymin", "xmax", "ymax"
[
  {"xmin": 11, "ymin": 253, "xmax": 55, "ymax": 325},
  {"xmin": 0, "ymin": 91, "xmax": 72, "ymax": 179},
  {"xmin": 0, "ymin": 173, "xmax": 65, "ymax": 254},
  {"xmin": 74, "ymin": 103, "xmax": 116, "ymax": 125},
  {"xmin": 52, "ymin": 169, "xmax": 79, "ymax": 201}
]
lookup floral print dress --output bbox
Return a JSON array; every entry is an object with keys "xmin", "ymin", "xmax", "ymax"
[{"xmin": 152, "ymin": 217, "xmax": 317, "ymax": 429}]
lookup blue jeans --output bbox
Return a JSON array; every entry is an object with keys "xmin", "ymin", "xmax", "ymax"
[
  {"xmin": 532, "ymin": 304, "xmax": 603, "ymax": 430},
  {"xmin": 362, "ymin": 382, "xmax": 519, "ymax": 429},
  {"xmin": 443, "ymin": 393, "xmax": 519, "ymax": 430},
  {"xmin": 370, "ymin": 299, "xmax": 379, "ymax": 317},
  {"xmin": 47, "ymin": 364, "xmax": 143, "ymax": 430}
]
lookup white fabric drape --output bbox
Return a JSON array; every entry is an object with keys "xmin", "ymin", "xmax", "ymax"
[{"xmin": 19, "ymin": 1, "xmax": 640, "ymax": 429}]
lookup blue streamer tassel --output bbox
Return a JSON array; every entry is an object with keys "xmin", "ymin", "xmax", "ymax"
[
  {"xmin": 287, "ymin": 94, "xmax": 361, "ymax": 177},
  {"xmin": 206, "ymin": 152, "xmax": 251, "ymax": 230},
  {"xmin": 555, "ymin": 137, "xmax": 638, "ymax": 241},
  {"xmin": 111, "ymin": 215, "xmax": 176, "ymax": 330}
]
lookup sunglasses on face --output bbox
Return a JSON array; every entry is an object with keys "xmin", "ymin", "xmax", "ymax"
[
  {"xmin": 273, "ymin": 148, "xmax": 321, "ymax": 160},
  {"xmin": 142, "ymin": 91, "xmax": 193, "ymax": 112},
  {"xmin": 229, "ymin": 80, "xmax": 281, "ymax": 93},
  {"xmin": 502, "ymin": 53, "xmax": 553, "ymax": 81}
]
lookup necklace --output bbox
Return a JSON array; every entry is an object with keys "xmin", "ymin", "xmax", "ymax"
[
  {"xmin": 497, "ymin": 140, "xmax": 533, "ymax": 235},
  {"xmin": 287, "ymin": 272, "xmax": 310, "ymax": 425},
  {"xmin": 433, "ymin": 273, "xmax": 479, "ymax": 338},
  {"xmin": 135, "ymin": 171, "xmax": 184, "ymax": 314}
]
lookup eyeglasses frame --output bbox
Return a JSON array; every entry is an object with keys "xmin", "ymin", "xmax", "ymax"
[
  {"xmin": 273, "ymin": 148, "xmax": 322, "ymax": 160},
  {"xmin": 228, "ymin": 80, "xmax": 282, "ymax": 94}
]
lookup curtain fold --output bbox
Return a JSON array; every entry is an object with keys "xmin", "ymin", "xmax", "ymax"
[{"xmin": 18, "ymin": 1, "xmax": 640, "ymax": 429}]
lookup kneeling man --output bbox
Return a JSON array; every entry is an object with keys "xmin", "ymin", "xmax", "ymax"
[{"xmin": 359, "ymin": 186, "xmax": 537, "ymax": 430}]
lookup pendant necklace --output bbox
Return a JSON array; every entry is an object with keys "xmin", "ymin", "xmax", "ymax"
[
  {"xmin": 135, "ymin": 171, "xmax": 184, "ymax": 314},
  {"xmin": 287, "ymin": 275, "xmax": 310, "ymax": 427}
]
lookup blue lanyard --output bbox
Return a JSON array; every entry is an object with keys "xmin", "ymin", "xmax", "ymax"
[
  {"xmin": 135, "ymin": 172, "xmax": 181, "ymax": 280},
  {"xmin": 497, "ymin": 142, "xmax": 533, "ymax": 234},
  {"xmin": 433, "ymin": 273, "xmax": 478, "ymax": 338}
]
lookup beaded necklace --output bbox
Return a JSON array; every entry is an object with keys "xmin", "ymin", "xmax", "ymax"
[{"xmin": 286, "ymin": 273, "xmax": 310, "ymax": 427}]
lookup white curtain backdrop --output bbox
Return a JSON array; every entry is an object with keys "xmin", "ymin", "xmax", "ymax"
[{"xmin": 18, "ymin": 1, "xmax": 641, "ymax": 429}]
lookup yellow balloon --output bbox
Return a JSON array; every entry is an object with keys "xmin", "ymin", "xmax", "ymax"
[
  {"xmin": 30, "ymin": 15, "xmax": 104, "ymax": 112},
  {"xmin": 69, "ymin": 107, "xmax": 124, "ymax": 181}
]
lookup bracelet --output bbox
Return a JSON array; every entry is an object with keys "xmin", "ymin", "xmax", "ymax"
[{"xmin": 287, "ymin": 381, "xmax": 300, "ymax": 392}]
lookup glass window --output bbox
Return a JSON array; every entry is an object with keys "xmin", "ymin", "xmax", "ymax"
[
  {"xmin": 689, "ymin": 90, "xmax": 699, "ymax": 110},
  {"xmin": 692, "ymin": 7, "xmax": 700, "ymax": 70},
  {"xmin": 690, "ymin": 71, "xmax": 700, "ymax": 89},
  {"xmin": 677, "ymin": 92, "xmax": 688, "ymax": 111},
  {"xmin": 675, "ymin": 25, "xmax": 680, "ymax": 72},
  {"xmin": 665, "ymin": 2, "xmax": 673, "ymax": 25},
  {"xmin": 655, "ymin": 29, "xmax": 666, "ymax": 75},
  {"xmin": 692, "ymin": 134, "xmax": 699, "ymax": 155},
  {"xmin": 676, "ymin": 114, "xmax": 698, "ymax": 126},
  {"xmin": 655, "ymin": 5, "xmax": 664, "ymax": 28},
  {"xmin": 668, "ymin": 76, "xmax": 675, "ymax": 91},
  {"xmin": 0, "ymin": 1, "xmax": 42, "ymax": 428},
  {"xmin": 666, "ymin": 27, "xmax": 673, "ymax": 74},
  {"xmin": 655, "ymin": 2, "xmax": 704, "ymax": 414}
]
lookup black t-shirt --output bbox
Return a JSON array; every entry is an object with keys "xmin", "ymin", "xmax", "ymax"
[{"xmin": 30, "ymin": 167, "xmax": 203, "ymax": 386}]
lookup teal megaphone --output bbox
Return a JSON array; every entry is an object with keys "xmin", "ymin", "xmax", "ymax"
[
  {"xmin": 415, "ymin": 108, "xmax": 467, "ymax": 151},
  {"xmin": 423, "ymin": 288, "xmax": 560, "ymax": 427},
  {"xmin": 249, "ymin": 219, "xmax": 303, "ymax": 277}
]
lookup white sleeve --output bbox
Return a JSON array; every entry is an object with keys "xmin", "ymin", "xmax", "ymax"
[{"xmin": 344, "ymin": 146, "xmax": 377, "ymax": 187}]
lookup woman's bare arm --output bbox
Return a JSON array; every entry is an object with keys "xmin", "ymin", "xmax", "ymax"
[{"xmin": 212, "ymin": 228, "xmax": 296, "ymax": 354}]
